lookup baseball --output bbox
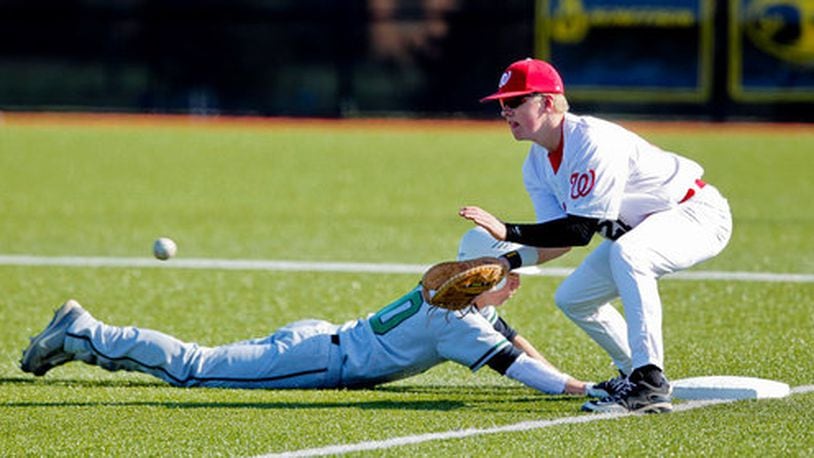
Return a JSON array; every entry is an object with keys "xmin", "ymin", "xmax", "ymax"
[{"xmin": 153, "ymin": 237, "xmax": 177, "ymax": 261}]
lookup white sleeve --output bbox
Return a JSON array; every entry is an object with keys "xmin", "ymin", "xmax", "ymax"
[{"xmin": 504, "ymin": 353, "xmax": 570, "ymax": 394}]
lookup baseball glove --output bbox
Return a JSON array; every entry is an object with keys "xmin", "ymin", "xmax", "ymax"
[{"xmin": 421, "ymin": 256, "xmax": 507, "ymax": 310}]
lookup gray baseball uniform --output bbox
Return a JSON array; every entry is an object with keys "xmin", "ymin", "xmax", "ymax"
[{"xmin": 62, "ymin": 285, "xmax": 569, "ymax": 391}]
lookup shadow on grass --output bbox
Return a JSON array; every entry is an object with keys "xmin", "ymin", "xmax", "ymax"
[
  {"xmin": 376, "ymin": 385, "xmax": 538, "ymax": 395},
  {"xmin": 377, "ymin": 385, "xmax": 583, "ymax": 412},
  {"xmin": 1, "ymin": 378, "xmax": 580, "ymax": 412},
  {"xmin": 0, "ymin": 377, "xmax": 165, "ymax": 388},
  {"xmin": 4, "ymin": 399, "xmax": 468, "ymax": 411}
]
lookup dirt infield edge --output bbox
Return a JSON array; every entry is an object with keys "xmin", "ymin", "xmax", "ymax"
[{"xmin": 1, "ymin": 111, "xmax": 811, "ymax": 134}]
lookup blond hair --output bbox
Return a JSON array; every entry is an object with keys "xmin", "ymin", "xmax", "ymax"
[{"xmin": 550, "ymin": 93, "xmax": 569, "ymax": 113}]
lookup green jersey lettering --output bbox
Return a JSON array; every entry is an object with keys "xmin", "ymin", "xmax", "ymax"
[{"xmin": 369, "ymin": 289, "xmax": 423, "ymax": 335}]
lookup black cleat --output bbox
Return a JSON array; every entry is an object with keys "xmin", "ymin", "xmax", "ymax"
[
  {"xmin": 582, "ymin": 370, "xmax": 672, "ymax": 414},
  {"xmin": 590, "ymin": 370, "xmax": 630, "ymax": 398}
]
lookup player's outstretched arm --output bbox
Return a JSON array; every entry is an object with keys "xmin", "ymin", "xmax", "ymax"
[
  {"xmin": 459, "ymin": 206, "xmax": 597, "ymax": 249},
  {"xmin": 510, "ymin": 334, "xmax": 591, "ymax": 396},
  {"xmin": 504, "ymin": 353, "xmax": 570, "ymax": 394},
  {"xmin": 512, "ymin": 334, "xmax": 554, "ymax": 367}
]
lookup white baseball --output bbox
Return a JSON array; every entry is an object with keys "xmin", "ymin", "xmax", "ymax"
[{"xmin": 153, "ymin": 237, "xmax": 177, "ymax": 260}]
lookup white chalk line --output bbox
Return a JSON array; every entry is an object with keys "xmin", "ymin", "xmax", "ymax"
[
  {"xmin": 260, "ymin": 385, "xmax": 814, "ymax": 458},
  {"xmin": 1, "ymin": 255, "xmax": 814, "ymax": 283}
]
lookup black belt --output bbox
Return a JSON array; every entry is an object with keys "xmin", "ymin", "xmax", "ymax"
[{"xmin": 330, "ymin": 334, "xmax": 340, "ymax": 345}]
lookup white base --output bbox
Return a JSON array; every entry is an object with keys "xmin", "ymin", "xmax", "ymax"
[{"xmin": 671, "ymin": 376, "xmax": 790, "ymax": 400}]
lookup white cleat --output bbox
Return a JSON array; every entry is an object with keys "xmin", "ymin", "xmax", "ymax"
[{"xmin": 20, "ymin": 299, "xmax": 86, "ymax": 376}]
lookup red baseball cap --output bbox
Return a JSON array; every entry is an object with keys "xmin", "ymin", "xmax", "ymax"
[{"xmin": 480, "ymin": 58, "xmax": 564, "ymax": 102}]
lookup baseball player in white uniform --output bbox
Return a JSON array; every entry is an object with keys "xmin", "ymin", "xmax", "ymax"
[
  {"xmin": 460, "ymin": 58, "xmax": 732, "ymax": 413},
  {"xmin": 20, "ymin": 229, "xmax": 606, "ymax": 398}
]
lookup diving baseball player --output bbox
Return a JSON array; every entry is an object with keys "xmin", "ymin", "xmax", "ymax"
[
  {"xmin": 460, "ymin": 58, "xmax": 733, "ymax": 413},
  {"xmin": 20, "ymin": 229, "xmax": 606, "ymax": 398}
]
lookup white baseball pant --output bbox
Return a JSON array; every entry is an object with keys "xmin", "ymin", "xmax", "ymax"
[{"xmin": 554, "ymin": 184, "xmax": 732, "ymax": 374}]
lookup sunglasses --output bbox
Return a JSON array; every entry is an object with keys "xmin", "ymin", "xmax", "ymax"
[{"xmin": 500, "ymin": 93, "xmax": 542, "ymax": 110}]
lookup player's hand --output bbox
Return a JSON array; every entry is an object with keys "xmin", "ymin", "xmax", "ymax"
[{"xmin": 459, "ymin": 206, "xmax": 507, "ymax": 241}]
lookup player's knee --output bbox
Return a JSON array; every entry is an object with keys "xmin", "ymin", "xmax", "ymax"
[
  {"xmin": 609, "ymin": 240, "xmax": 636, "ymax": 266},
  {"xmin": 609, "ymin": 240, "xmax": 653, "ymax": 275},
  {"xmin": 554, "ymin": 284, "xmax": 579, "ymax": 314}
]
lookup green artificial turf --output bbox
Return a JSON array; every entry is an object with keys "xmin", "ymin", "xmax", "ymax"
[{"xmin": 1, "ymin": 119, "xmax": 812, "ymax": 456}]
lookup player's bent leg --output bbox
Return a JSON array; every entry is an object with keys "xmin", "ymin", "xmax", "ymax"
[
  {"xmin": 555, "ymin": 241, "xmax": 633, "ymax": 374},
  {"xmin": 594, "ymin": 195, "xmax": 731, "ymax": 414},
  {"xmin": 617, "ymin": 188, "xmax": 731, "ymax": 279},
  {"xmin": 673, "ymin": 185, "xmax": 733, "ymax": 266},
  {"xmin": 607, "ymin": 240, "xmax": 664, "ymax": 371},
  {"xmin": 609, "ymin": 193, "xmax": 731, "ymax": 371}
]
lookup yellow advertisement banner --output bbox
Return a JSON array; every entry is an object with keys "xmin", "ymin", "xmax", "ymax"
[
  {"xmin": 536, "ymin": 0, "xmax": 714, "ymax": 103},
  {"xmin": 729, "ymin": 0, "xmax": 814, "ymax": 101}
]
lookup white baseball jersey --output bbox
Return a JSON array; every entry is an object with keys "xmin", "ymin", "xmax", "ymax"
[
  {"xmin": 337, "ymin": 287, "xmax": 512, "ymax": 387},
  {"xmin": 521, "ymin": 113, "xmax": 732, "ymax": 373},
  {"xmin": 523, "ymin": 113, "xmax": 703, "ymax": 239}
]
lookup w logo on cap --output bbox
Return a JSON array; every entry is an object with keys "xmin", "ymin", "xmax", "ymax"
[{"xmin": 498, "ymin": 71, "xmax": 512, "ymax": 88}]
